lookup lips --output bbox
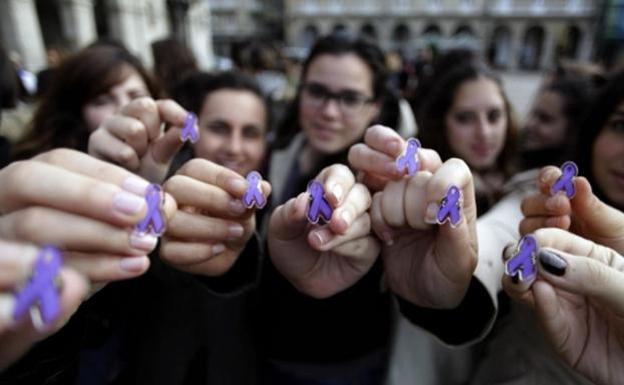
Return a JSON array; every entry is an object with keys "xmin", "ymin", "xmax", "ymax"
[{"xmin": 470, "ymin": 143, "xmax": 493, "ymax": 158}]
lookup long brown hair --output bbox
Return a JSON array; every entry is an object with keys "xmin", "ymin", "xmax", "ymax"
[{"xmin": 12, "ymin": 44, "xmax": 161, "ymax": 160}]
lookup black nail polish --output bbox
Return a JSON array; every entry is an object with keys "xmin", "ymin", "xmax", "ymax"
[
  {"xmin": 538, "ymin": 249, "xmax": 567, "ymax": 276},
  {"xmin": 511, "ymin": 274, "xmax": 519, "ymax": 284}
]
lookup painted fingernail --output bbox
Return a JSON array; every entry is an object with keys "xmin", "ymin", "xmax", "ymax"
[
  {"xmin": 114, "ymin": 191, "xmax": 147, "ymax": 215},
  {"xmin": 425, "ymin": 203, "xmax": 438, "ymax": 224},
  {"xmin": 511, "ymin": 274, "xmax": 520, "ymax": 284},
  {"xmin": 212, "ymin": 243, "xmax": 226, "ymax": 256},
  {"xmin": 119, "ymin": 256, "xmax": 148, "ymax": 273},
  {"xmin": 121, "ymin": 176, "xmax": 150, "ymax": 196},
  {"xmin": 130, "ymin": 233, "xmax": 159, "ymax": 251},
  {"xmin": 538, "ymin": 249, "xmax": 567, "ymax": 276},
  {"xmin": 228, "ymin": 224, "xmax": 244, "ymax": 239},
  {"xmin": 230, "ymin": 199, "xmax": 247, "ymax": 215}
]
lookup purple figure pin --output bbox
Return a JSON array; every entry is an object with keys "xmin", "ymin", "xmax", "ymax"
[
  {"xmin": 551, "ymin": 161, "xmax": 578, "ymax": 199},
  {"xmin": 307, "ymin": 180, "xmax": 333, "ymax": 224},
  {"xmin": 242, "ymin": 171, "xmax": 267, "ymax": 209},
  {"xmin": 437, "ymin": 185, "xmax": 462, "ymax": 227},
  {"xmin": 180, "ymin": 112, "xmax": 199, "ymax": 143},
  {"xmin": 135, "ymin": 184, "xmax": 166, "ymax": 236},
  {"xmin": 505, "ymin": 234, "xmax": 538, "ymax": 282},
  {"xmin": 395, "ymin": 138, "xmax": 421, "ymax": 176},
  {"xmin": 13, "ymin": 246, "xmax": 63, "ymax": 327}
]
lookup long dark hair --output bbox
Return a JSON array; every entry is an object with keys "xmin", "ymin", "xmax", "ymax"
[
  {"xmin": 151, "ymin": 38, "xmax": 198, "ymax": 96},
  {"xmin": 272, "ymin": 33, "xmax": 390, "ymax": 150},
  {"xmin": 12, "ymin": 44, "xmax": 161, "ymax": 160},
  {"xmin": 576, "ymin": 69, "xmax": 624, "ymax": 207},
  {"xmin": 419, "ymin": 62, "xmax": 519, "ymax": 179}
]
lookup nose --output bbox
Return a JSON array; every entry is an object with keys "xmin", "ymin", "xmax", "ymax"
[
  {"xmin": 227, "ymin": 131, "xmax": 244, "ymax": 155},
  {"xmin": 320, "ymin": 98, "xmax": 341, "ymax": 118},
  {"xmin": 476, "ymin": 115, "xmax": 495, "ymax": 139}
]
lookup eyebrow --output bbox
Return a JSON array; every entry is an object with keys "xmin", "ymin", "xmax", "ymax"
[{"xmin": 306, "ymin": 81, "xmax": 368, "ymax": 95}]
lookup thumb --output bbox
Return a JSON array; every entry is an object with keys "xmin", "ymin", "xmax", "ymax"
[
  {"xmin": 570, "ymin": 176, "xmax": 624, "ymax": 238},
  {"xmin": 268, "ymin": 193, "xmax": 310, "ymax": 242},
  {"xmin": 150, "ymin": 126, "xmax": 185, "ymax": 165},
  {"xmin": 536, "ymin": 246, "xmax": 624, "ymax": 317}
]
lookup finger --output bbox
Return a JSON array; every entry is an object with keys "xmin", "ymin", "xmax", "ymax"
[
  {"xmin": 164, "ymin": 175, "xmax": 248, "ymax": 219},
  {"xmin": 309, "ymin": 213, "xmax": 371, "ymax": 251},
  {"xmin": 99, "ymin": 115, "xmax": 149, "ymax": 157},
  {"xmin": 363, "ymin": 124, "xmax": 405, "ymax": 157},
  {"xmin": 404, "ymin": 171, "xmax": 435, "ymax": 230},
  {"xmin": 380, "ymin": 179, "xmax": 408, "ymax": 228},
  {"xmin": 165, "ymin": 210, "xmax": 246, "ymax": 242},
  {"xmin": 370, "ymin": 191, "xmax": 395, "ymax": 245},
  {"xmin": 268, "ymin": 193, "xmax": 309, "ymax": 242},
  {"xmin": 150, "ymin": 124, "xmax": 185, "ymax": 165},
  {"xmin": 329, "ymin": 183, "xmax": 371, "ymax": 234},
  {"xmin": 0, "ymin": 162, "xmax": 152, "ymax": 227},
  {"xmin": 531, "ymin": 280, "xmax": 571, "ymax": 355},
  {"xmin": 32, "ymin": 149, "xmax": 150, "ymax": 194},
  {"xmin": 424, "ymin": 158, "xmax": 478, "ymax": 282},
  {"xmin": 88, "ymin": 128, "xmax": 141, "ymax": 171},
  {"xmin": 120, "ymin": 97, "xmax": 162, "ymax": 141},
  {"xmin": 177, "ymin": 158, "xmax": 252, "ymax": 198},
  {"xmin": 348, "ymin": 143, "xmax": 403, "ymax": 178},
  {"xmin": 535, "ymin": 246, "xmax": 624, "ymax": 317},
  {"xmin": 501, "ymin": 243, "xmax": 537, "ymax": 304},
  {"xmin": 537, "ymin": 166, "xmax": 562, "ymax": 195},
  {"xmin": 518, "ymin": 215, "xmax": 571, "ymax": 236},
  {"xmin": 0, "ymin": 207, "xmax": 158, "ymax": 255},
  {"xmin": 159, "ymin": 240, "xmax": 227, "ymax": 268},
  {"xmin": 357, "ymin": 171, "xmax": 393, "ymax": 193},
  {"xmin": 317, "ymin": 164, "xmax": 356, "ymax": 207},
  {"xmin": 570, "ymin": 176, "xmax": 624, "ymax": 248},
  {"xmin": 66, "ymin": 252, "xmax": 149, "ymax": 283},
  {"xmin": 331, "ymin": 235, "xmax": 381, "ymax": 267},
  {"xmin": 0, "ymin": 241, "xmax": 38, "ymax": 289},
  {"xmin": 521, "ymin": 193, "xmax": 571, "ymax": 218}
]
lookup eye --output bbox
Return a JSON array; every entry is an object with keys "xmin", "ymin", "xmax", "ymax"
[
  {"xmin": 90, "ymin": 94, "xmax": 113, "ymax": 107},
  {"xmin": 243, "ymin": 125, "xmax": 263, "ymax": 139},
  {"xmin": 608, "ymin": 119, "xmax": 624, "ymax": 133},
  {"xmin": 453, "ymin": 111, "xmax": 474, "ymax": 124},
  {"xmin": 488, "ymin": 109, "xmax": 502, "ymax": 124},
  {"xmin": 339, "ymin": 92, "xmax": 365, "ymax": 108},
  {"xmin": 207, "ymin": 121, "xmax": 230, "ymax": 135},
  {"xmin": 305, "ymin": 83, "xmax": 329, "ymax": 99},
  {"xmin": 128, "ymin": 89, "xmax": 150, "ymax": 100}
]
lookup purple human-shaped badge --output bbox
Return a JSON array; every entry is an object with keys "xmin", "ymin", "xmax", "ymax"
[
  {"xmin": 505, "ymin": 234, "xmax": 538, "ymax": 282},
  {"xmin": 550, "ymin": 161, "xmax": 578, "ymax": 199},
  {"xmin": 242, "ymin": 171, "xmax": 267, "ymax": 209},
  {"xmin": 180, "ymin": 112, "xmax": 199, "ymax": 143},
  {"xmin": 307, "ymin": 180, "xmax": 333, "ymax": 224},
  {"xmin": 135, "ymin": 184, "xmax": 166, "ymax": 236},
  {"xmin": 395, "ymin": 138, "xmax": 421, "ymax": 176},
  {"xmin": 13, "ymin": 246, "xmax": 63, "ymax": 326},
  {"xmin": 437, "ymin": 185, "xmax": 462, "ymax": 227}
]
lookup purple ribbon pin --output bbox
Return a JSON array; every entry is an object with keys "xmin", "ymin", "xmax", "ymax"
[
  {"xmin": 307, "ymin": 180, "xmax": 333, "ymax": 224},
  {"xmin": 396, "ymin": 138, "xmax": 421, "ymax": 176},
  {"xmin": 13, "ymin": 246, "xmax": 63, "ymax": 326},
  {"xmin": 135, "ymin": 184, "xmax": 166, "ymax": 236},
  {"xmin": 437, "ymin": 185, "xmax": 462, "ymax": 227},
  {"xmin": 180, "ymin": 112, "xmax": 199, "ymax": 143},
  {"xmin": 505, "ymin": 234, "xmax": 538, "ymax": 282},
  {"xmin": 242, "ymin": 171, "xmax": 267, "ymax": 209},
  {"xmin": 551, "ymin": 161, "xmax": 578, "ymax": 199}
]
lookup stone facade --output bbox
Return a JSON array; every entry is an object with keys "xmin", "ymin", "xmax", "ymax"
[
  {"xmin": 0, "ymin": 0, "xmax": 214, "ymax": 71},
  {"xmin": 284, "ymin": 0, "xmax": 600, "ymax": 70}
]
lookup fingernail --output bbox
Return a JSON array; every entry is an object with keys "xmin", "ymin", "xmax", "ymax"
[
  {"xmin": 388, "ymin": 140, "xmax": 401, "ymax": 154},
  {"xmin": 341, "ymin": 210, "xmax": 352, "ymax": 227},
  {"xmin": 120, "ymin": 256, "xmax": 148, "ymax": 273},
  {"xmin": 425, "ymin": 203, "xmax": 438, "ymax": 224},
  {"xmin": 228, "ymin": 178, "xmax": 247, "ymax": 193},
  {"xmin": 114, "ymin": 191, "xmax": 147, "ymax": 215},
  {"xmin": 538, "ymin": 249, "xmax": 567, "ymax": 276},
  {"xmin": 385, "ymin": 162, "xmax": 399, "ymax": 175},
  {"xmin": 228, "ymin": 224, "xmax": 244, "ymax": 239},
  {"xmin": 0, "ymin": 296, "xmax": 16, "ymax": 326},
  {"xmin": 511, "ymin": 274, "xmax": 520, "ymax": 284},
  {"xmin": 332, "ymin": 185, "xmax": 343, "ymax": 203},
  {"xmin": 382, "ymin": 230, "xmax": 394, "ymax": 246},
  {"xmin": 212, "ymin": 243, "xmax": 226, "ymax": 256},
  {"xmin": 130, "ymin": 233, "xmax": 159, "ymax": 251},
  {"xmin": 122, "ymin": 176, "xmax": 150, "ymax": 196},
  {"xmin": 230, "ymin": 199, "xmax": 247, "ymax": 215},
  {"xmin": 312, "ymin": 230, "xmax": 328, "ymax": 246}
]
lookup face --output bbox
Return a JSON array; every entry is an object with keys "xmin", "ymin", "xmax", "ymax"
[
  {"xmin": 592, "ymin": 101, "xmax": 624, "ymax": 208},
  {"xmin": 82, "ymin": 67, "xmax": 150, "ymax": 132},
  {"xmin": 445, "ymin": 76, "xmax": 508, "ymax": 171},
  {"xmin": 299, "ymin": 53, "xmax": 380, "ymax": 155},
  {"xmin": 193, "ymin": 89, "xmax": 267, "ymax": 177},
  {"xmin": 523, "ymin": 90, "xmax": 568, "ymax": 151}
]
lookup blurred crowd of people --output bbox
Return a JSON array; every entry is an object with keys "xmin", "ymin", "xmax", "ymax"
[{"xmin": 0, "ymin": 31, "xmax": 623, "ymax": 385}]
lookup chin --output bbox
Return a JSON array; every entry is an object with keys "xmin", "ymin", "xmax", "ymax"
[{"xmin": 309, "ymin": 136, "xmax": 343, "ymax": 155}]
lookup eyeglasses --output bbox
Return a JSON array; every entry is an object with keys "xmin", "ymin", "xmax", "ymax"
[{"xmin": 301, "ymin": 82, "xmax": 375, "ymax": 116}]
